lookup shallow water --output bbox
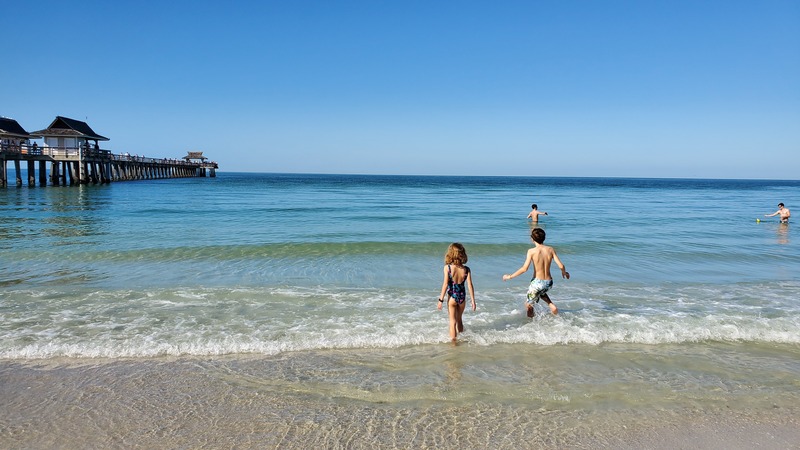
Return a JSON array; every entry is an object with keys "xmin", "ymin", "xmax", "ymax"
[{"xmin": 2, "ymin": 342, "xmax": 798, "ymax": 448}]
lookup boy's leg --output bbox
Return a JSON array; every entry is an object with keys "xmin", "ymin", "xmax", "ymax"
[
  {"xmin": 525, "ymin": 302, "xmax": 535, "ymax": 317},
  {"xmin": 540, "ymin": 293, "xmax": 558, "ymax": 315}
]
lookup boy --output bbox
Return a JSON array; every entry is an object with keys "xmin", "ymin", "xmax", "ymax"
[
  {"xmin": 526, "ymin": 204, "xmax": 548, "ymax": 223},
  {"xmin": 502, "ymin": 228, "xmax": 569, "ymax": 317}
]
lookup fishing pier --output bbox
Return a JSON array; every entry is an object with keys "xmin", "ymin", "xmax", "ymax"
[{"xmin": 0, "ymin": 116, "xmax": 218, "ymax": 187}]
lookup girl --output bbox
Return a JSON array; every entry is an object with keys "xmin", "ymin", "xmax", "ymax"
[{"xmin": 437, "ymin": 243, "xmax": 476, "ymax": 342}]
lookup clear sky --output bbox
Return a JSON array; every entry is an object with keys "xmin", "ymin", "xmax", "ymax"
[{"xmin": 4, "ymin": 1, "xmax": 799, "ymax": 179}]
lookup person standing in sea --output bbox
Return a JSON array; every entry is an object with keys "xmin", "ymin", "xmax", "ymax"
[
  {"xmin": 437, "ymin": 243, "xmax": 476, "ymax": 342},
  {"xmin": 526, "ymin": 203, "xmax": 548, "ymax": 223},
  {"xmin": 765, "ymin": 203, "xmax": 791, "ymax": 223}
]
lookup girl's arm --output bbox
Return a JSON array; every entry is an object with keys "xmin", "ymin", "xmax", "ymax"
[
  {"xmin": 437, "ymin": 265, "xmax": 448, "ymax": 310},
  {"xmin": 466, "ymin": 269, "xmax": 476, "ymax": 311},
  {"xmin": 503, "ymin": 251, "xmax": 532, "ymax": 281}
]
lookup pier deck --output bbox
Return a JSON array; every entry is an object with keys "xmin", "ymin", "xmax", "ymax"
[{"xmin": 0, "ymin": 144, "xmax": 218, "ymax": 187}]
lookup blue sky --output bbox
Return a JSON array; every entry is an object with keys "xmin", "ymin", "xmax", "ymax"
[{"xmin": 4, "ymin": 1, "xmax": 799, "ymax": 179}]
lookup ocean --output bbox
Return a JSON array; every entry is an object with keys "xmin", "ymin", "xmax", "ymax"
[{"xmin": 1, "ymin": 173, "xmax": 799, "ymax": 448}]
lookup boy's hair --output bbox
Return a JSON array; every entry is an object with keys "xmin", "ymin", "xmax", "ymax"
[
  {"xmin": 445, "ymin": 243, "xmax": 468, "ymax": 265},
  {"xmin": 779, "ymin": 203, "xmax": 784, "ymax": 207},
  {"xmin": 530, "ymin": 228, "xmax": 546, "ymax": 244},
  {"xmin": 531, "ymin": 204, "xmax": 538, "ymax": 209}
]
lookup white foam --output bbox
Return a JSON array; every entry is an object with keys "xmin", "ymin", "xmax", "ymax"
[{"xmin": 2, "ymin": 283, "xmax": 799, "ymax": 359}]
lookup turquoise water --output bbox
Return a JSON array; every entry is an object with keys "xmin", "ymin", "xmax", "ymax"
[
  {"xmin": 1, "ymin": 173, "xmax": 799, "ymax": 447},
  {"xmin": 1, "ymin": 173, "xmax": 798, "ymax": 358}
]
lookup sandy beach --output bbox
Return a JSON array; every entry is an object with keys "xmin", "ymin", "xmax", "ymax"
[{"xmin": 3, "ymin": 351, "xmax": 798, "ymax": 449}]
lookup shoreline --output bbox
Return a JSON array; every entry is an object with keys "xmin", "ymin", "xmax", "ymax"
[{"xmin": 3, "ymin": 346, "xmax": 799, "ymax": 449}]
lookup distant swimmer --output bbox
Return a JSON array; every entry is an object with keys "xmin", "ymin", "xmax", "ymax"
[
  {"xmin": 526, "ymin": 204, "xmax": 548, "ymax": 223},
  {"xmin": 502, "ymin": 227, "xmax": 569, "ymax": 318},
  {"xmin": 765, "ymin": 203, "xmax": 790, "ymax": 223}
]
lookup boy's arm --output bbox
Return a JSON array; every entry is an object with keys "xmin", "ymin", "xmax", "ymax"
[
  {"xmin": 503, "ymin": 250, "xmax": 532, "ymax": 281},
  {"xmin": 553, "ymin": 251, "xmax": 570, "ymax": 279}
]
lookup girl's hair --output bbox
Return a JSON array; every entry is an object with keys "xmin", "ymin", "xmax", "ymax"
[{"xmin": 444, "ymin": 243, "xmax": 468, "ymax": 265}]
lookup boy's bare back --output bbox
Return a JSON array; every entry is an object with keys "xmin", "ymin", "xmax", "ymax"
[
  {"xmin": 529, "ymin": 245, "xmax": 554, "ymax": 280},
  {"xmin": 528, "ymin": 243, "xmax": 568, "ymax": 281},
  {"xmin": 527, "ymin": 209, "xmax": 548, "ymax": 222},
  {"xmin": 526, "ymin": 204, "xmax": 548, "ymax": 222},
  {"xmin": 502, "ymin": 228, "xmax": 569, "ymax": 283}
]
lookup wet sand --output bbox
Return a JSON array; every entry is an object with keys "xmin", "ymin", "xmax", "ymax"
[{"xmin": 2, "ymin": 353, "xmax": 798, "ymax": 449}]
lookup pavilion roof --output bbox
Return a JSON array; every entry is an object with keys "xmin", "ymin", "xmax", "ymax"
[
  {"xmin": 0, "ymin": 117, "xmax": 38, "ymax": 139},
  {"xmin": 184, "ymin": 151, "xmax": 208, "ymax": 161},
  {"xmin": 31, "ymin": 116, "xmax": 109, "ymax": 141}
]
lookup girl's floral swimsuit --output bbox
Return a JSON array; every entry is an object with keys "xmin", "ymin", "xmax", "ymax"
[{"xmin": 446, "ymin": 265, "xmax": 469, "ymax": 305}]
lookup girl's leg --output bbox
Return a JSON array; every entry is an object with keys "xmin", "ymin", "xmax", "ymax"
[
  {"xmin": 456, "ymin": 303, "xmax": 466, "ymax": 332},
  {"xmin": 448, "ymin": 299, "xmax": 459, "ymax": 341}
]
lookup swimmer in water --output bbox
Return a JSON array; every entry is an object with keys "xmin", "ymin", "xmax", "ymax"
[
  {"xmin": 765, "ymin": 203, "xmax": 790, "ymax": 224},
  {"xmin": 526, "ymin": 204, "xmax": 548, "ymax": 223}
]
